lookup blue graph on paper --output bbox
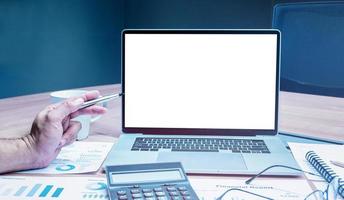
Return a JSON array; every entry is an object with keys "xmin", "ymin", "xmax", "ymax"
[
  {"xmin": 0, "ymin": 183, "xmax": 64, "ymax": 198},
  {"xmin": 83, "ymin": 181, "xmax": 108, "ymax": 199},
  {"xmin": 0, "ymin": 176, "xmax": 109, "ymax": 199},
  {"xmin": 55, "ymin": 164, "xmax": 76, "ymax": 171},
  {"xmin": 86, "ymin": 182, "xmax": 107, "ymax": 191}
]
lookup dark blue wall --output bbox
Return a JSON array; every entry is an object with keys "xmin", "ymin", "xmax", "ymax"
[
  {"xmin": 0, "ymin": 0, "xmax": 124, "ymax": 98},
  {"xmin": 1, "ymin": 0, "xmax": 276, "ymax": 98},
  {"xmin": 124, "ymin": 0, "xmax": 273, "ymax": 29}
]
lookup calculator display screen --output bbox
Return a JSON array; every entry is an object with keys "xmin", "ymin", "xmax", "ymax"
[{"xmin": 111, "ymin": 169, "xmax": 184, "ymax": 184}]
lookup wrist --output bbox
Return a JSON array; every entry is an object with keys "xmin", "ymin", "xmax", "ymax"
[
  {"xmin": 21, "ymin": 135, "xmax": 50, "ymax": 169},
  {"xmin": 0, "ymin": 136, "xmax": 41, "ymax": 173}
]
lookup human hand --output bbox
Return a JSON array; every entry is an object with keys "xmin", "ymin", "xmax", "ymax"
[{"xmin": 25, "ymin": 90, "xmax": 107, "ymax": 168}]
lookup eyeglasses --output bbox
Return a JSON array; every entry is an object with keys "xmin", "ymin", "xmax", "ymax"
[
  {"xmin": 304, "ymin": 177, "xmax": 340, "ymax": 200},
  {"xmin": 216, "ymin": 165, "xmax": 340, "ymax": 200}
]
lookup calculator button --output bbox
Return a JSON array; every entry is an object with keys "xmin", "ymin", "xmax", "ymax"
[
  {"xmin": 155, "ymin": 192, "xmax": 166, "ymax": 196},
  {"xmin": 183, "ymin": 196, "xmax": 192, "ymax": 200},
  {"xmin": 177, "ymin": 187, "xmax": 187, "ymax": 191},
  {"xmin": 117, "ymin": 190, "xmax": 127, "ymax": 195},
  {"xmin": 131, "ymin": 189, "xmax": 141, "ymax": 194},
  {"xmin": 163, "ymin": 183, "xmax": 175, "ymax": 186},
  {"xmin": 166, "ymin": 186, "xmax": 177, "ymax": 191},
  {"xmin": 144, "ymin": 192, "xmax": 154, "ymax": 197},
  {"xmin": 157, "ymin": 197, "xmax": 168, "ymax": 200},
  {"xmin": 133, "ymin": 198, "xmax": 144, "ymax": 200},
  {"xmin": 180, "ymin": 191, "xmax": 190, "ymax": 196},
  {"xmin": 143, "ymin": 189, "xmax": 153, "ymax": 193},
  {"xmin": 132, "ymin": 193, "xmax": 143, "ymax": 198},
  {"xmin": 172, "ymin": 197, "xmax": 182, "ymax": 200},
  {"xmin": 146, "ymin": 198, "xmax": 156, "ymax": 200},
  {"xmin": 169, "ymin": 192, "xmax": 179, "ymax": 196},
  {"xmin": 154, "ymin": 187, "xmax": 163, "ymax": 192},
  {"xmin": 118, "ymin": 195, "xmax": 128, "ymax": 200}
]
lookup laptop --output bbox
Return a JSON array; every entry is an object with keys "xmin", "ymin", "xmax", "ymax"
[{"xmin": 104, "ymin": 29, "xmax": 300, "ymax": 175}]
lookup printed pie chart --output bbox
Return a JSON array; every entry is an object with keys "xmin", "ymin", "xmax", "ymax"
[
  {"xmin": 55, "ymin": 164, "xmax": 76, "ymax": 171},
  {"xmin": 86, "ymin": 182, "xmax": 107, "ymax": 191}
]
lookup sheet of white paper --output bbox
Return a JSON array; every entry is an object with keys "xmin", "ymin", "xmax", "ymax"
[
  {"xmin": 288, "ymin": 143, "xmax": 344, "ymax": 181},
  {"xmin": 189, "ymin": 177, "xmax": 314, "ymax": 200},
  {"xmin": 20, "ymin": 142, "xmax": 113, "ymax": 174},
  {"xmin": 0, "ymin": 176, "xmax": 108, "ymax": 200}
]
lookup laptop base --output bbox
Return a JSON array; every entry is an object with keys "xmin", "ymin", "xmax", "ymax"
[{"xmin": 104, "ymin": 134, "xmax": 301, "ymax": 176}]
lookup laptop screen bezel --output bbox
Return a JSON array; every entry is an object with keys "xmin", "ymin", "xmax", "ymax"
[{"xmin": 121, "ymin": 29, "xmax": 280, "ymax": 136}]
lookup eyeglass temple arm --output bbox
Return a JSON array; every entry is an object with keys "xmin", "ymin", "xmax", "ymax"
[
  {"xmin": 245, "ymin": 165, "xmax": 320, "ymax": 185},
  {"xmin": 216, "ymin": 188, "xmax": 273, "ymax": 200},
  {"xmin": 303, "ymin": 189, "xmax": 324, "ymax": 200}
]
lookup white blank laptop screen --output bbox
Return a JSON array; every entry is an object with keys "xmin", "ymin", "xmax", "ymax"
[{"xmin": 124, "ymin": 33, "xmax": 277, "ymax": 130}]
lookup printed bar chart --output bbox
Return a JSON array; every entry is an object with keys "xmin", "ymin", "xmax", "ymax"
[
  {"xmin": 39, "ymin": 185, "xmax": 53, "ymax": 197},
  {"xmin": 14, "ymin": 186, "xmax": 27, "ymax": 196},
  {"xmin": 0, "ymin": 183, "xmax": 64, "ymax": 198},
  {"xmin": 26, "ymin": 184, "xmax": 42, "ymax": 197},
  {"xmin": 0, "ymin": 176, "xmax": 108, "ymax": 200},
  {"xmin": 52, "ymin": 187, "xmax": 64, "ymax": 198}
]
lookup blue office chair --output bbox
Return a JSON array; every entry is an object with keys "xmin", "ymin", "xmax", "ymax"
[{"xmin": 272, "ymin": 2, "xmax": 344, "ymax": 97}]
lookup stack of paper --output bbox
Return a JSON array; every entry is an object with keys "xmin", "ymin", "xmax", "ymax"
[
  {"xmin": 20, "ymin": 141, "xmax": 113, "ymax": 174},
  {"xmin": 189, "ymin": 177, "xmax": 313, "ymax": 200}
]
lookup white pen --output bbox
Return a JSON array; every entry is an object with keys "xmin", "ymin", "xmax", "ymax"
[
  {"xmin": 330, "ymin": 160, "xmax": 344, "ymax": 168},
  {"xmin": 79, "ymin": 93, "xmax": 123, "ymax": 110}
]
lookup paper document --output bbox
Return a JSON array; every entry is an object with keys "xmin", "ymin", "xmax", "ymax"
[
  {"xmin": 0, "ymin": 176, "xmax": 108, "ymax": 200},
  {"xmin": 288, "ymin": 142, "xmax": 344, "ymax": 181},
  {"xmin": 189, "ymin": 177, "xmax": 313, "ymax": 200},
  {"xmin": 20, "ymin": 141, "xmax": 113, "ymax": 174}
]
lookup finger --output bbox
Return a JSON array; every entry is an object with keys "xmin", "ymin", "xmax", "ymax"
[
  {"xmin": 55, "ymin": 90, "xmax": 100, "ymax": 103},
  {"xmin": 63, "ymin": 134, "xmax": 77, "ymax": 147},
  {"xmin": 47, "ymin": 90, "xmax": 101, "ymax": 122},
  {"xmin": 54, "ymin": 148, "xmax": 62, "ymax": 158},
  {"xmin": 65, "ymin": 90, "xmax": 101, "ymax": 103},
  {"xmin": 81, "ymin": 90, "xmax": 100, "ymax": 101},
  {"xmin": 70, "ymin": 105, "xmax": 107, "ymax": 119},
  {"xmin": 62, "ymin": 115, "xmax": 70, "ymax": 131},
  {"xmin": 59, "ymin": 121, "xmax": 81, "ymax": 147},
  {"xmin": 45, "ymin": 98, "xmax": 84, "ymax": 123}
]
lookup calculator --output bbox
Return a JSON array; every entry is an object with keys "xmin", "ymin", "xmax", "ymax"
[{"xmin": 105, "ymin": 162, "xmax": 199, "ymax": 200}]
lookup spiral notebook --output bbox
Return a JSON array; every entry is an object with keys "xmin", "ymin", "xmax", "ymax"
[{"xmin": 306, "ymin": 150, "xmax": 344, "ymax": 198}]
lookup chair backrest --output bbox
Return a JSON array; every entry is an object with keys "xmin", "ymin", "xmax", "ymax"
[{"xmin": 273, "ymin": 2, "xmax": 344, "ymax": 97}]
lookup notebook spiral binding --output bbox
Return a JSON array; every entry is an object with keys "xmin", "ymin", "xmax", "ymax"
[{"xmin": 306, "ymin": 150, "xmax": 344, "ymax": 198}]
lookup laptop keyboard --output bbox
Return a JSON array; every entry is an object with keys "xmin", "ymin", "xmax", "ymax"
[{"xmin": 131, "ymin": 138, "xmax": 270, "ymax": 154}]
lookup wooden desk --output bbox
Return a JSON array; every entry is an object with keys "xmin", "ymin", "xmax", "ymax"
[
  {"xmin": 1, "ymin": 84, "xmax": 343, "ymax": 141},
  {"xmin": 0, "ymin": 84, "xmax": 343, "ymax": 198}
]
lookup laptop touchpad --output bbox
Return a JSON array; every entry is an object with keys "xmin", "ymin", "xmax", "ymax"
[{"xmin": 157, "ymin": 152, "xmax": 247, "ymax": 171}]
